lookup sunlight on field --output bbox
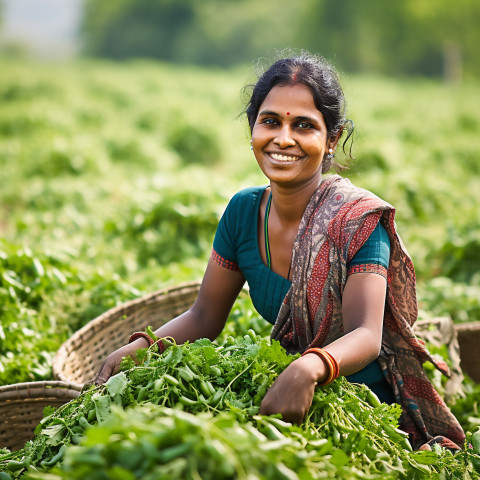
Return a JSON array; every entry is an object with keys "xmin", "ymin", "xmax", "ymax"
[{"xmin": 1, "ymin": 58, "xmax": 479, "ymax": 384}]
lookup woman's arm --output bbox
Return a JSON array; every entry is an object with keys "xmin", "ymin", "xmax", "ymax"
[
  {"xmin": 152, "ymin": 258, "xmax": 246, "ymax": 343},
  {"xmin": 260, "ymin": 272, "xmax": 387, "ymax": 423},
  {"xmin": 321, "ymin": 271, "xmax": 387, "ymax": 375},
  {"xmin": 94, "ymin": 258, "xmax": 245, "ymax": 383}
]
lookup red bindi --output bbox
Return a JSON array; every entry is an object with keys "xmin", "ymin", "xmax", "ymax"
[{"xmin": 287, "ymin": 112, "xmax": 290, "ymax": 116}]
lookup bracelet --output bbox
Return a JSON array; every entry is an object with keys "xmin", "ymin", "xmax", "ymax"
[
  {"xmin": 128, "ymin": 332, "xmax": 167, "ymax": 354},
  {"xmin": 301, "ymin": 347, "xmax": 339, "ymax": 387},
  {"xmin": 128, "ymin": 332, "xmax": 154, "ymax": 348}
]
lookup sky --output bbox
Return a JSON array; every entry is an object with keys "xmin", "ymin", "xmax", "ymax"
[{"xmin": 0, "ymin": 0, "xmax": 83, "ymax": 58}]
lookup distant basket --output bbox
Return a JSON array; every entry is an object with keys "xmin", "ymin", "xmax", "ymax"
[
  {"xmin": 414, "ymin": 316, "xmax": 465, "ymax": 401},
  {"xmin": 53, "ymin": 281, "xmax": 201, "ymax": 386},
  {"xmin": 415, "ymin": 317, "xmax": 480, "ymax": 391},
  {"xmin": 454, "ymin": 321, "xmax": 480, "ymax": 383},
  {"xmin": 0, "ymin": 381, "xmax": 82, "ymax": 451}
]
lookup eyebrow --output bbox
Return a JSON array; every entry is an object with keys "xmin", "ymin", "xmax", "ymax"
[{"xmin": 257, "ymin": 110, "xmax": 319, "ymax": 124}]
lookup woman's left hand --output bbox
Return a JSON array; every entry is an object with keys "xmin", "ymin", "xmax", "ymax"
[{"xmin": 259, "ymin": 353, "xmax": 326, "ymax": 424}]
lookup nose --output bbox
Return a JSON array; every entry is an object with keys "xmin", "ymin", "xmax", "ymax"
[{"xmin": 274, "ymin": 126, "xmax": 296, "ymax": 148}]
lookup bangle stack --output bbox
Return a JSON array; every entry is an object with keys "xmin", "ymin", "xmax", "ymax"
[
  {"xmin": 128, "ymin": 332, "xmax": 167, "ymax": 354},
  {"xmin": 301, "ymin": 347, "xmax": 339, "ymax": 387}
]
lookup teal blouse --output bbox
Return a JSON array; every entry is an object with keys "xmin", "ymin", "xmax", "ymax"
[
  {"xmin": 213, "ymin": 186, "xmax": 390, "ymax": 324},
  {"xmin": 212, "ymin": 186, "xmax": 394, "ymax": 403}
]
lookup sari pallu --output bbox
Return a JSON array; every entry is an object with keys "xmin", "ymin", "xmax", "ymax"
[{"xmin": 271, "ymin": 175, "xmax": 465, "ymax": 450}]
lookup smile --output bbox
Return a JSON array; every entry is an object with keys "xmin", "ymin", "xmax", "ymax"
[{"xmin": 269, "ymin": 153, "xmax": 302, "ymax": 162}]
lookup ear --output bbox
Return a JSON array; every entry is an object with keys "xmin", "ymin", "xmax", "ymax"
[{"xmin": 328, "ymin": 127, "xmax": 344, "ymax": 152}]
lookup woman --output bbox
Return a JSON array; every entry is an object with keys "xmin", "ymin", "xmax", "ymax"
[{"xmin": 95, "ymin": 52, "xmax": 464, "ymax": 451}]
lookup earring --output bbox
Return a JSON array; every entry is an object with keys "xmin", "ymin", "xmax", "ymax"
[
  {"xmin": 250, "ymin": 141, "xmax": 253, "ymax": 151},
  {"xmin": 325, "ymin": 148, "xmax": 334, "ymax": 160}
]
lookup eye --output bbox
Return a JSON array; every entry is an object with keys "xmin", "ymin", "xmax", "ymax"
[
  {"xmin": 260, "ymin": 117, "xmax": 278, "ymax": 126},
  {"xmin": 297, "ymin": 121, "xmax": 313, "ymax": 129}
]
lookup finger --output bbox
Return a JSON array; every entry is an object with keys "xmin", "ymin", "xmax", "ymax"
[
  {"xmin": 93, "ymin": 361, "xmax": 111, "ymax": 385},
  {"xmin": 94, "ymin": 375, "xmax": 108, "ymax": 386}
]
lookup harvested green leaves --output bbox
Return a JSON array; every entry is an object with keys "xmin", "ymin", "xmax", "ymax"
[{"xmin": 1, "ymin": 334, "xmax": 479, "ymax": 479}]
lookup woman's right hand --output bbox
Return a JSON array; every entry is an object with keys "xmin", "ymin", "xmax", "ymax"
[
  {"xmin": 93, "ymin": 337, "xmax": 150, "ymax": 385},
  {"xmin": 93, "ymin": 257, "xmax": 245, "ymax": 385}
]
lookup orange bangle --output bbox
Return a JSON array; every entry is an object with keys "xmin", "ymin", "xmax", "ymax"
[
  {"xmin": 303, "ymin": 348, "xmax": 338, "ymax": 386},
  {"xmin": 302, "ymin": 347, "xmax": 339, "ymax": 387},
  {"xmin": 321, "ymin": 350, "xmax": 339, "ymax": 382}
]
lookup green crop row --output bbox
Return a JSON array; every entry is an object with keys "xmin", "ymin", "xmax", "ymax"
[
  {"xmin": 0, "ymin": 58, "xmax": 479, "ymax": 402},
  {"xmin": 2, "ymin": 335, "xmax": 479, "ymax": 479}
]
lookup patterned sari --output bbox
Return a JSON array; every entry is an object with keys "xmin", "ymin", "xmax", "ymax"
[{"xmin": 271, "ymin": 175, "xmax": 465, "ymax": 449}]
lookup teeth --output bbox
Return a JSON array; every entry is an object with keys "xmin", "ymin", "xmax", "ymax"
[{"xmin": 270, "ymin": 153, "xmax": 300, "ymax": 162}]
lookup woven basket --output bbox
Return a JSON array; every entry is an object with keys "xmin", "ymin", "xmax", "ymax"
[
  {"xmin": 414, "ymin": 316, "xmax": 464, "ymax": 401},
  {"xmin": 454, "ymin": 321, "xmax": 480, "ymax": 383},
  {"xmin": 0, "ymin": 381, "xmax": 82, "ymax": 451},
  {"xmin": 53, "ymin": 281, "xmax": 201, "ymax": 386},
  {"xmin": 415, "ymin": 317, "xmax": 480, "ymax": 387}
]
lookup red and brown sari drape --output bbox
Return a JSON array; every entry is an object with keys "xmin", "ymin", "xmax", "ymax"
[{"xmin": 271, "ymin": 175, "xmax": 465, "ymax": 449}]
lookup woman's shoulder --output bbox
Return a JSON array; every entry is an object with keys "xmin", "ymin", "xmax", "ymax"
[
  {"xmin": 227, "ymin": 185, "xmax": 268, "ymax": 209},
  {"xmin": 216, "ymin": 185, "xmax": 267, "ymax": 243},
  {"xmin": 332, "ymin": 176, "xmax": 391, "ymax": 208}
]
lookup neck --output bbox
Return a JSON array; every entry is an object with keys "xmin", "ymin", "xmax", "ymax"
[{"xmin": 269, "ymin": 176, "xmax": 322, "ymax": 224}]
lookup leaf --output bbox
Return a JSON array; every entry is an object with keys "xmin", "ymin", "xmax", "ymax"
[
  {"xmin": 330, "ymin": 449, "xmax": 349, "ymax": 467},
  {"xmin": 2, "ymin": 272, "xmax": 24, "ymax": 290},
  {"xmin": 412, "ymin": 450, "xmax": 439, "ymax": 465},
  {"xmin": 93, "ymin": 393, "xmax": 112, "ymax": 424},
  {"xmin": 105, "ymin": 372, "xmax": 128, "ymax": 397},
  {"xmin": 135, "ymin": 348, "xmax": 148, "ymax": 363},
  {"xmin": 42, "ymin": 424, "xmax": 66, "ymax": 446},
  {"xmin": 163, "ymin": 344, "xmax": 183, "ymax": 366},
  {"xmin": 104, "ymin": 466, "xmax": 136, "ymax": 480},
  {"xmin": 32, "ymin": 257, "xmax": 45, "ymax": 277},
  {"xmin": 201, "ymin": 345, "xmax": 217, "ymax": 362},
  {"xmin": 273, "ymin": 462, "xmax": 300, "ymax": 480},
  {"xmin": 472, "ymin": 429, "xmax": 480, "ymax": 454}
]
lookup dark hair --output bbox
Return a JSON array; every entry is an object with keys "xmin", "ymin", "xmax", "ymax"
[{"xmin": 245, "ymin": 52, "xmax": 354, "ymax": 172}]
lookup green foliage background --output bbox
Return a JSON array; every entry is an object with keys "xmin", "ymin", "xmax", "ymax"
[
  {"xmin": 0, "ymin": 58, "xmax": 479, "ymax": 386},
  {"xmin": 79, "ymin": 0, "xmax": 480, "ymax": 79}
]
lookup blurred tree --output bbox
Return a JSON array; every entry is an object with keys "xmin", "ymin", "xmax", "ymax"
[
  {"xmin": 81, "ymin": 0, "xmax": 309, "ymax": 66},
  {"xmin": 82, "ymin": 0, "xmax": 198, "ymax": 61},
  {"xmin": 296, "ymin": 0, "xmax": 480, "ymax": 80},
  {"xmin": 81, "ymin": 0, "xmax": 480, "ymax": 79},
  {"xmin": 403, "ymin": 0, "xmax": 480, "ymax": 82}
]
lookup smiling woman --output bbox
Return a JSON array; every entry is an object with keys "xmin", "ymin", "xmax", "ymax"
[
  {"xmin": 251, "ymin": 83, "xmax": 333, "ymax": 190},
  {"xmin": 93, "ymin": 51, "xmax": 464, "ymax": 452}
]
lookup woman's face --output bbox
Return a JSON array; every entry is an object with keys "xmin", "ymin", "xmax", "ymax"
[{"xmin": 251, "ymin": 83, "xmax": 332, "ymax": 188}]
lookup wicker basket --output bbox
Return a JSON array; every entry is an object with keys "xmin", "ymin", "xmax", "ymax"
[
  {"xmin": 415, "ymin": 317, "xmax": 480, "ymax": 387},
  {"xmin": 0, "ymin": 381, "xmax": 82, "ymax": 451},
  {"xmin": 53, "ymin": 281, "xmax": 201, "ymax": 386},
  {"xmin": 414, "ymin": 316, "xmax": 465, "ymax": 400},
  {"xmin": 454, "ymin": 321, "xmax": 480, "ymax": 383}
]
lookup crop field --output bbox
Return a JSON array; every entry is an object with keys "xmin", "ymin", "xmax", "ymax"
[{"xmin": 1, "ymin": 58, "xmax": 480, "ymax": 478}]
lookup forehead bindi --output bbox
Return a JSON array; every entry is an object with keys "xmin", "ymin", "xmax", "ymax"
[{"xmin": 259, "ymin": 84, "xmax": 322, "ymax": 121}]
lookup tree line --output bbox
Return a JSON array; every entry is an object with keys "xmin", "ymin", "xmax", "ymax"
[{"xmin": 80, "ymin": 0, "xmax": 480, "ymax": 80}]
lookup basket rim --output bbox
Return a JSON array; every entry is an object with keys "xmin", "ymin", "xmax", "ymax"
[
  {"xmin": 0, "ymin": 380, "xmax": 83, "ymax": 401},
  {"xmin": 52, "ymin": 280, "xmax": 202, "ymax": 383},
  {"xmin": 453, "ymin": 320, "xmax": 480, "ymax": 332}
]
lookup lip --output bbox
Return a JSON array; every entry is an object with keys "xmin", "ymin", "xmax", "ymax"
[{"xmin": 268, "ymin": 152, "xmax": 304, "ymax": 162}]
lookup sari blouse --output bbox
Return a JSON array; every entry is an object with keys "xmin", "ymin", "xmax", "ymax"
[{"xmin": 212, "ymin": 185, "xmax": 390, "ymax": 324}]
